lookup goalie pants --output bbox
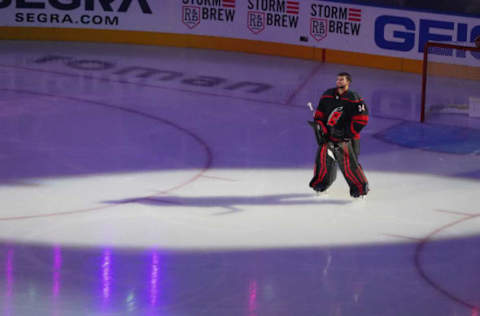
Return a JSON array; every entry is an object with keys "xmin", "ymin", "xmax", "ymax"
[{"xmin": 309, "ymin": 139, "xmax": 369, "ymax": 196}]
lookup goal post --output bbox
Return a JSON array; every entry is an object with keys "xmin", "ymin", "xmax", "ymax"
[{"xmin": 421, "ymin": 42, "xmax": 480, "ymax": 123}]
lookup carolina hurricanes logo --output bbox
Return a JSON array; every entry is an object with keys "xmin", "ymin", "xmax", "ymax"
[{"xmin": 327, "ymin": 107, "xmax": 343, "ymax": 126}]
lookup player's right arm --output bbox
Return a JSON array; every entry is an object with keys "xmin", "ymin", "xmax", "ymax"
[{"xmin": 314, "ymin": 90, "xmax": 332, "ymax": 136}]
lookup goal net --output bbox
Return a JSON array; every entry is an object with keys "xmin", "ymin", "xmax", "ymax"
[{"xmin": 421, "ymin": 42, "xmax": 480, "ymax": 123}]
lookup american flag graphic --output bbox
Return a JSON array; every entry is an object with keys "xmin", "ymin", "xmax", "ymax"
[
  {"xmin": 348, "ymin": 8, "xmax": 361, "ymax": 22},
  {"xmin": 286, "ymin": 1, "xmax": 299, "ymax": 15},
  {"xmin": 222, "ymin": 0, "xmax": 235, "ymax": 8}
]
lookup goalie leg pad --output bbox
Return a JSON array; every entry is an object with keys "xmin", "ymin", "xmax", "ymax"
[
  {"xmin": 309, "ymin": 143, "xmax": 337, "ymax": 192},
  {"xmin": 334, "ymin": 141, "xmax": 369, "ymax": 197}
]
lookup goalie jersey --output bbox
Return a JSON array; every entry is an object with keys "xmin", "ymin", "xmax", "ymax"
[{"xmin": 313, "ymin": 88, "xmax": 369, "ymax": 142}]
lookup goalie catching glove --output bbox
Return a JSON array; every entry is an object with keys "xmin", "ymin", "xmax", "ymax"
[{"xmin": 308, "ymin": 120, "xmax": 328, "ymax": 146}]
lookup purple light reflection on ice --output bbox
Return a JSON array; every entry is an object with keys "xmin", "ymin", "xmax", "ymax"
[
  {"xmin": 3, "ymin": 249, "xmax": 14, "ymax": 316},
  {"xmin": 102, "ymin": 249, "xmax": 112, "ymax": 301},
  {"xmin": 248, "ymin": 279, "xmax": 258, "ymax": 316},
  {"xmin": 150, "ymin": 251, "xmax": 160, "ymax": 307},
  {"xmin": 53, "ymin": 246, "xmax": 61, "ymax": 297},
  {"xmin": 5, "ymin": 249, "xmax": 13, "ymax": 297},
  {"xmin": 52, "ymin": 246, "xmax": 62, "ymax": 316}
]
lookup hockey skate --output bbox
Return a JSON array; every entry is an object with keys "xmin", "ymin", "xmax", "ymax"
[
  {"xmin": 351, "ymin": 193, "xmax": 367, "ymax": 200},
  {"xmin": 314, "ymin": 188, "xmax": 330, "ymax": 197},
  {"xmin": 309, "ymin": 177, "xmax": 333, "ymax": 194},
  {"xmin": 350, "ymin": 184, "xmax": 369, "ymax": 199}
]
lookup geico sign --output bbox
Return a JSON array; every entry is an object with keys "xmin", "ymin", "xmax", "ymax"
[
  {"xmin": 0, "ymin": 0, "xmax": 152, "ymax": 13},
  {"xmin": 375, "ymin": 15, "xmax": 480, "ymax": 54}
]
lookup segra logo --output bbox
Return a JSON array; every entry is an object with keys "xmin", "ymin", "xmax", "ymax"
[
  {"xmin": 0, "ymin": 0, "xmax": 152, "ymax": 14},
  {"xmin": 374, "ymin": 15, "xmax": 480, "ymax": 57}
]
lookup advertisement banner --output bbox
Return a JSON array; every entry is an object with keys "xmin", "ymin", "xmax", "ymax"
[
  {"xmin": 0, "ymin": 0, "xmax": 165, "ymax": 31},
  {"xmin": 0, "ymin": 0, "xmax": 479, "ymax": 65}
]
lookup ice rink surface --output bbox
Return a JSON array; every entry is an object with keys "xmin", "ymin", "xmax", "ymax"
[{"xmin": 0, "ymin": 41, "xmax": 479, "ymax": 315}]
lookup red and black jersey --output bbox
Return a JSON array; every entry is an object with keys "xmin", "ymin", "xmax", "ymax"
[{"xmin": 314, "ymin": 88, "xmax": 369, "ymax": 142}]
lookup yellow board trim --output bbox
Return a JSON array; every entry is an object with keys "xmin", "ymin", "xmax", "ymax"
[
  {"xmin": 428, "ymin": 61, "xmax": 480, "ymax": 81},
  {"xmin": 0, "ymin": 27, "xmax": 423, "ymax": 73}
]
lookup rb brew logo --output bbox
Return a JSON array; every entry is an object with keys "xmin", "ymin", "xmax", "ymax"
[
  {"xmin": 310, "ymin": 18, "xmax": 327, "ymax": 41},
  {"xmin": 182, "ymin": 6, "xmax": 200, "ymax": 29},
  {"xmin": 248, "ymin": 11, "xmax": 265, "ymax": 34}
]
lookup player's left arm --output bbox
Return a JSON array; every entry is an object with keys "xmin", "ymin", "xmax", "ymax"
[{"xmin": 349, "ymin": 94, "xmax": 369, "ymax": 139}]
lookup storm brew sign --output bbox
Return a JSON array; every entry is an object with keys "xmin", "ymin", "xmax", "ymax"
[
  {"xmin": 182, "ymin": 0, "xmax": 236, "ymax": 29},
  {"xmin": 310, "ymin": 3, "xmax": 361, "ymax": 41},
  {"xmin": 247, "ymin": 0, "xmax": 300, "ymax": 34}
]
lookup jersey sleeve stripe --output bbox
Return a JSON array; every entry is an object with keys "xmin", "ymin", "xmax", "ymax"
[
  {"xmin": 340, "ymin": 98, "xmax": 364, "ymax": 103},
  {"xmin": 352, "ymin": 115, "xmax": 369, "ymax": 123}
]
